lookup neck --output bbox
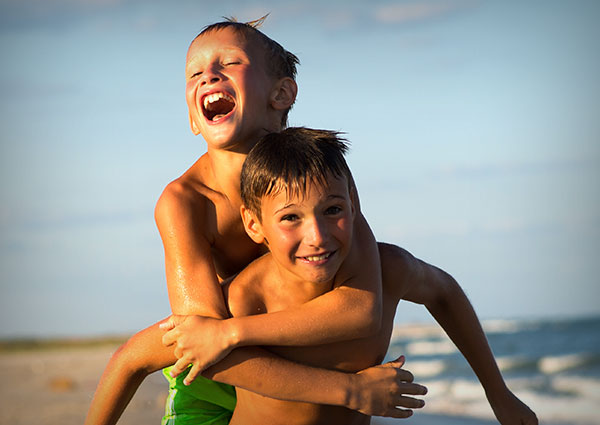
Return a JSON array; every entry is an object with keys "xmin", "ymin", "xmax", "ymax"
[
  {"xmin": 205, "ymin": 147, "xmax": 248, "ymax": 200},
  {"xmin": 273, "ymin": 261, "xmax": 335, "ymax": 304}
]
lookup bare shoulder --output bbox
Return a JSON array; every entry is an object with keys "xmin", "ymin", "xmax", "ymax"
[
  {"xmin": 378, "ymin": 243, "xmax": 419, "ymax": 272},
  {"xmin": 226, "ymin": 254, "xmax": 271, "ymax": 318},
  {"xmin": 154, "ymin": 160, "xmax": 214, "ymax": 233},
  {"xmin": 379, "ymin": 242, "xmax": 456, "ymax": 305},
  {"xmin": 378, "ymin": 242, "xmax": 422, "ymax": 300}
]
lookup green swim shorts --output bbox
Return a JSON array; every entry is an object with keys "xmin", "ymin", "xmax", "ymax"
[{"xmin": 161, "ymin": 366, "xmax": 236, "ymax": 425}]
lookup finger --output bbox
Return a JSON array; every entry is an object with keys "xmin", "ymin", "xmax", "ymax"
[
  {"xmin": 159, "ymin": 314, "xmax": 186, "ymax": 330},
  {"xmin": 393, "ymin": 395, "xmax": 426, "ymax": 410},
  {"xmin": 174, "ymin": 346, "xmax": 183, "ymax": 359},
  {"xmin": 385, "ymin": 355, "xmax": 405, "ymax": 368},
  {"xmin": 396, "ymin": 368, "xmax": 414, "ymax": 383},
  {"xmin": 170, "ymin": 358, "xmax": 190, "ymax": 379},
  {"xmin": 162, "ymin": 330, "xmax": 176, "ymax": 347},
  {"xmin": 387, "ymin": 408, "xmax": 413, "ymax": 419},
  {"xmin": 158, "ymin": 316, "xmax": 175, "ymax": 331},
  {"xmin": 183, "ymin": 364, "xmax": 203, "ymax": 386},
  {"xmin": 397, "ymin": 382, "xmax": 428, "ymax": 396}
]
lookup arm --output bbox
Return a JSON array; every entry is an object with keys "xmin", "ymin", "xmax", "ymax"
[
  {"xmin": 84, "ymin": 322, "xmax": 174, "ymax": 425},
  {"xmin": 155, "ymin": 183, "xmax": 229, "ymax": 319},
  {"xmin": 379, "ymin": 243, "xmax": 537, "ymax": 425},
  {"xmin": 85, "ymin": 320, "xmax": 426, "ymax": 425},
  {"xmin": 160, "ymin": 181, "xmax": 382, "ymax": 376},
  {"xmin": 205, "ymin": 349, "xmax": 425, "ymax": 418},
  {"xmin": 231, "ymin": 212, "xmax": 382, "ymax": 345}
]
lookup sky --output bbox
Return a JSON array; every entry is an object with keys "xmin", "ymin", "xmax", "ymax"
[{"xmin": 0, "ymin": 0, "xmax": 598, "ymax": 338}]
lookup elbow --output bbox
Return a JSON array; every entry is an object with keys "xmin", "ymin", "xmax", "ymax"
[
  {"xmin": 111, "ymin": 336, "xmax": 153, "ymax": 378},
  {"xmin": 426, "ymin": 271, "xmax": 463, "ymax": 316},
  {"xmin": 352, "ymin": 290, "xmax": 382, "ymax": 337},
  {"xmin": 365, "ymin": 294, "xmax": 383, "ymax": 335}
]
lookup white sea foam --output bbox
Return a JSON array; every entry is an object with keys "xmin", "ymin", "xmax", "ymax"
[
  {"xmin": 391, "ymin": 323, "xmax": 445, "ymax": 340},
  {"xmin": 539, "ymin": 353, "xmax": 589, "ymax": 374},
  {"xmin": 481, "ymin": 318, "xmax": 523, "ymax": 334},
  {"xmin": 552, "ymin": 375, "xmax": 600, "ymax": 401},
  {"xmin": 406, "ymin": 339, "xmax": 457, "ymax": 356},
  {"xmin": 404, "ymin": 359, "xmax": 446, "ymax": 378},
  {"xmin": 420, "ymin": 377, "xmax": 600, "ymax": 424},
  {"xmin": 496, "ymin": 355, "xmax": 533, "ymax": 372}
]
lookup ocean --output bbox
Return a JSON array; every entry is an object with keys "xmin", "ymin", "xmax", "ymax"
[{"xmin": 386, "ymin": 316, "xmax": 600, "ymax": 425}]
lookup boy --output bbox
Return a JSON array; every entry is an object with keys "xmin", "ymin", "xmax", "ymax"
[
  {"xmin": 85, "ymin": 18, "xmax": 425, "ymax": 425},
  {"xmin": 164, "ymin": 127, "xmax": 538, "ymax": 425}
]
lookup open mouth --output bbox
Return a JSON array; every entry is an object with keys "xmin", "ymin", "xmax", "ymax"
[{"xmin": 202, "ymin": 92, "xmax": 235, "ymax": 122}]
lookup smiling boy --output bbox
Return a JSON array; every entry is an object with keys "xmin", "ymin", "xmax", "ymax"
[
  {"xmin": 169, "ymin": 126, "xmax": 535, "ymax": 424},
  {"xmin": 228, "ymin": 127, "xmax": 387, "ymax": 424}
]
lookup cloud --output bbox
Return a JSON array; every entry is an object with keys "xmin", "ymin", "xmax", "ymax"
[{"xmin": 373, "ymin": 0, "xmax": 476, "ymax": 25}]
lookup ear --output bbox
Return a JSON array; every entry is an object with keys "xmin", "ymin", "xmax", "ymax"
[
  {"xmin": 349, "ymin": 186, "xmax": 357, "ymax": 219},
  {"xmin": 348, "ymin": 174, "xmax": 361, "ymax": 213},
  {"xmin": 189, "ymin": 111, "xmax": 200, "ymax": 135},
  {"xmin": 270, "ymin": 77, "xmax": 298, "ymax": 111},
  {"xmin": 240, "ymin": 205, "xmax": 266, "ymax": 244}
]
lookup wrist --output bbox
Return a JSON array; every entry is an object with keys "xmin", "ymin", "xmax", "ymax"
[
  {"xmin": 344, "ymin": 373, "xmax": 362, "ymax": 411},
  {"xmin": 483, "ymin": 379, "xmax": 510, "ymax": 404},
  {"xmin": 223, "ymin": 317, "xmax": 243, "ymax": 349}
]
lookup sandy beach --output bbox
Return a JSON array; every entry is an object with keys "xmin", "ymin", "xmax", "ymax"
[{"xmin": 0, "ymin": 340, "xmax": 583, "ymax": 425}]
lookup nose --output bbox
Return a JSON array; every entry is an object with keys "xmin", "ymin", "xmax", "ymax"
[
  {"xmin": 200, "ymin": 63, "xmax": 222, "ymax": 86},
  {"xmin": 304, "ymin": 217, "xmax": 329, "ymax": 247}
]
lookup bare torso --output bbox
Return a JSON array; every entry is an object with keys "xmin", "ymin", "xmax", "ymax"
[
  {"xmin": 173, "ymin": 154, "xmax": 265, "ymax": 280},
  {"xmin": 226, "ymin": 251, "xmax": 403, "ymax": 425}
]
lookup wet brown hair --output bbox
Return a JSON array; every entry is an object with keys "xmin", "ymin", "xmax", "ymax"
[{"xmin": 241, "ymin": 127, "xmax": 352, "ymax": 220}]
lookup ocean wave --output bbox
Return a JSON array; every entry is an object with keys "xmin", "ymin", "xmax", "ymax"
[
  {"xmin": 404, "ymin": 359, "xmax": 447, "ymax": 378},
  {"xmin": 405, "ymin": 340, "xmax": 457, "ymax": 356},
  {"xmin": 495, "ymin": 355, "xmax": 538, "ymax": 373},
  {"xmin": 551, "ymin": 375, "xmax": 600, "ymax": 400},
  {"xmin": 481, "ymin": 318, "xmax": 524, "ymax": 334},
  {"xmin": 420, "ymin": 376, "xmax": 600, "ymax": 424},
  {"xmin": 538, "ymin": 353, "xmax": 595, "ymax": 374}
]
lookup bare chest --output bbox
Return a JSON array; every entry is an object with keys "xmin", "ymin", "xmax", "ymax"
[{"xmin": 204, "ymin": 198, "xmax": 264, "ymax": 279}]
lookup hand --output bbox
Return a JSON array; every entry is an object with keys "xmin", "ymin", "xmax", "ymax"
[
  {"xmin": 349, "ymin": 356, "xmax": 427, "ymax": 418},
  {"xmin": 160, "ymin": 315, "xmax": 235, "ymax": 385},
  {"xmin": 488, "ymin": 388, "xmax": 538, "ymax": 425}
]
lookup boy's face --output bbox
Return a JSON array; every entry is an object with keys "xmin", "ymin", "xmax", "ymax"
[
  {"xmin": 251, "ymin": 175, "xmax": 355, "ymax": 288},
  {"xmin": 185, "ymin": 28, "xmax": 277, "ymax": 149}
]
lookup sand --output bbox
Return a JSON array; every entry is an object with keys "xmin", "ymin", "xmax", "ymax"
[{"xmin": 0, "ymin": 342, "xmax": 502, "ymax": 425}]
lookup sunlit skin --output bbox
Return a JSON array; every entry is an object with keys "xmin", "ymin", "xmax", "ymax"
[
  {"xmin": 244, "ymin": 175, "xmax": 355, "ymax": 292},
  {"xmin": 84, "ymin": 23, "xmax": 538, "ymax": 425},
  {"xmin": 227, "ymin": 172, "xmax": 538, "ymax": 424},
  {"xmin": 85, "ymin": 26, "xmax": 420, "ymax": 425},
  {"xmin": 232, "ymin": 176, "xmax": 401, "ymax": 425},
  {"xmin": 185, "ymin": 28, "xmax": 281, "ymax": 152}
]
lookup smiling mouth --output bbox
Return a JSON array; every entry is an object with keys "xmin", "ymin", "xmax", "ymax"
[
  {"xmin": 202, "ymin": 92, "xmax": 235, "ymax": 121},
  {"xmin": 299, "ymin": 252, "xmax": 334, "ymax": 263}
]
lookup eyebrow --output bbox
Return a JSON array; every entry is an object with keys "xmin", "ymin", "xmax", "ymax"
[{"xmin": 273, "ymin": 194, "xmax": 347, "ymax": 215}]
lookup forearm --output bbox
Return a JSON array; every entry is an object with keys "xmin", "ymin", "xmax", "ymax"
[
  {"xmin": 85, "ymin": 323, "xmax": 177, "ymax": 425},
  {"xmin": 229, "ymin": 213, "xmax": 381, "ymax": 348},
  {"xmin": 85, "ymin": 346, "xmax": 148, "ymax": 425},
  {"xmin": 228, "ymin": 286, "xmax": 378, "ymax": 348},
  {"xmin": 427, "ymin": 277, "xmax": 507, "ymax": 395},
  {"xmin": 203, "ymin": 345, "xmax": 355, "ymax": 406}
]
